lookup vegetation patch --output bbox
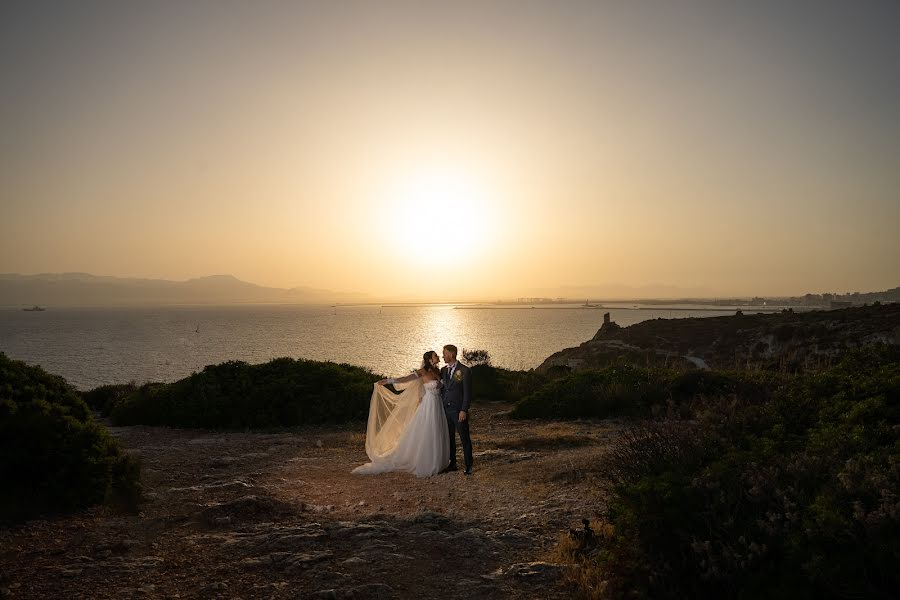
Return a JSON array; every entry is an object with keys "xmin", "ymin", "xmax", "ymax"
[
  {"xmin": 107, "ymin": 357, "xmax": 382, "ymax": 428},
  {"xmin": 0, "ymin": 353, "xmax": 141, "ymax": 524},
  {"xmin": 556, "ymin": 346, "xmax": 899, "ymax": 599}
]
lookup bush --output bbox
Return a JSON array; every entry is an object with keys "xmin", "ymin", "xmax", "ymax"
[
  {"xmin": 470, "ymin": 363, "xmax": 547, "ymax": 404},
  {"xmin": 510, "ymin": 366, "xmax": 672, "ymax": 419},
  {"xmin": 568, "ymin": 346, "xmax": 900, "ymax": 599},
  {"xmin": 667, "ymin": 369, "xmax": 776, "ymax": 405},
  {"xmin": 462, "ymin": 348, "xmax": 492, "ymax": 366},
  {"xmin": 82, "ymin": 383, "xmax": 138, "ymax": 416},
  {"xmin": 511, "ymin": 366, "xmax": 778, "ymax": 421},
  {"xmin": 0, "ymin": 353, "xmax": 141, "ymax": 524},
  {"xmin": 111, "ymin": 357, "xmax": 382, "ymax": 428}
]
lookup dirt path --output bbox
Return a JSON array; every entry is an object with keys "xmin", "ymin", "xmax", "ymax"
[{"xmin": 1, "ymin": 403, "xmax": 622, "ymax": 599}]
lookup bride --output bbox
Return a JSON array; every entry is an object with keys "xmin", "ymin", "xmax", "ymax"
[{"xmin": 352, "ymin": 350, "xmax": 450, "ymax": 478}]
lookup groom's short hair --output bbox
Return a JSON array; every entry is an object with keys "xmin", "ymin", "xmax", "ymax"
[{"xmin": 443, "ymin": 344, "xmax": 458, "ymax": 358}]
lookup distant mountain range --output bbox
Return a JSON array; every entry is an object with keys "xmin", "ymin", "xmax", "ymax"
[
  {"xmin": 0, "ymin": 273, "xmax": 370, "ymax": 307},
  {"xmin": 2, "ymin": 272, "xmax": 897, "ymax": 308}
]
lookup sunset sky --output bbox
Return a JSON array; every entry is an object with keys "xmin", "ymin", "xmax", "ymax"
[{"xmin": 2, "ymin": 1, "xmax": 898, "ymax": 300}]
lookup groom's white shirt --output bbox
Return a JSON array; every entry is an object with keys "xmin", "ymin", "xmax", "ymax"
[{"xmin": 445, "ymin": 360, "xmax": 458, "ymax": 380}]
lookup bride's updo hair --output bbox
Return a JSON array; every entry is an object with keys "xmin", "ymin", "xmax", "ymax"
[{"xmin": 421, "ymin": 350, "xmax": 440, "ymax": 379}]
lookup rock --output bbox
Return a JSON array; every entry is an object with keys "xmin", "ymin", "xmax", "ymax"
[
  {"xmin": 451, "ymin": 528, "xmax": 490, "ymax": 546},
  {"xmin": 202, "ymin": 581, "xmax": 228, "ymax": 592},
  {"xmin": 329, "ymin": 522, "xmax": 398, "ymax": 539},
  {"xmin": 314, "ymin": 571, "xmax": 352, "ymax": 585},
  {"xmin": 499, "ymin": 561, "xmax": 566, "ymax": 581},
  {"xmin": 240, "ymin": 550, "xmax": 333, "ymax": 572},
  {"xmin": 169, "ymin": 480, "xmax": 257, "ymax": 494},
  {"xmin": 198, "ymin": 495, "xmax": 297, "ymax": 525},
  {"xmin": 240, "ymin": 557, "xmax": 268, "ymax": 569},
  {"xmin": 355, "ymin": 543, "xmax": 397, "ymax": 553},
  {"xmin": 187, "ymin": 437, "xmax": 227, "ymax": 445},
  {"xmin": 488, "ymin": 528, "xmax": 533, "ymax": 548},
  {"xmin": 93, "ymin": 539, "xmax": 140, "ymax": 555},
  {"xmin": 343, "ymin": 583, "xmax": 394, "ymax": 598},
  {"xmin": 255, "ymin": 532, "xmax": 327, "ymax": 552},
  {"xmin": 221, "ymin": 523, "xmax": 328, "ymax": 555},
  {"xmin": 415, "ymin": 530, "xmax": 451, "ymax": 543},
  {"xmin": 472, "ymin": 448, "xmax": 539, "ymax": 462},
  {"xmin": 458, "ymin": 578, "xmax": 503, "ymax": 595},
  {"xmin": 412, "ymin": 511, "xmax": 450, "ymax": 529}
]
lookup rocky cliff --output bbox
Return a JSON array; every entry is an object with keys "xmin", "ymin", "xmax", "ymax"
[{"xmin": 537, "ymin": 303, "xmax": 900, "ymax": 373}]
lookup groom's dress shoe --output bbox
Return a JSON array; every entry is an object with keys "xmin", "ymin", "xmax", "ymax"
[
  {"xmin": 441, "ymin": 464, "xmax": 458, "ymax": 473},
  {"xmin": 464, "ymin": 467, "xmax": 473, "ymax": 475}
]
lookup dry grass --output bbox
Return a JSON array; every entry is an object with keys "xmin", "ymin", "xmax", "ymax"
[
  {"xmin": 489, "ymin": 433, "xmax": 597, "ymax": 451},
  {"xmin": 545, "ymin": 519, "xmax": 617, "ymax": 600}
]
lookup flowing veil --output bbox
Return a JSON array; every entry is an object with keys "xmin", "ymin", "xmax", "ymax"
[{"xmin": 362, "ymin": 377, "xmax": 425, "ymax": 462}]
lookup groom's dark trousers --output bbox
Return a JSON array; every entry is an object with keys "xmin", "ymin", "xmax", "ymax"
[{"xmin": 444, "ymin": 406, "xmax": 473, "ymax": 470}]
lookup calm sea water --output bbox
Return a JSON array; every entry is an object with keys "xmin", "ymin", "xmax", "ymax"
[{"xmin": 0, "ymin": 303, "xmax": 774, "ymax": 390}]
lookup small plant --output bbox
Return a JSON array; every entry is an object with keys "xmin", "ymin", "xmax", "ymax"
[{"xmin": 462, "ymin": 348, "xmax": 492, "ymax": 366}]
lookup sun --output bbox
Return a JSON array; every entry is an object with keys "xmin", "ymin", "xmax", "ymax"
[{"xmin": 381, "ymin": 165, "xmax": 494, "ymax": 265}]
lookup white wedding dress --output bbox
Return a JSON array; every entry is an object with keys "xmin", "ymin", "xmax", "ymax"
[{"xmin": 352, "ymin": 378, "xmax": 450, "ymax": 478}]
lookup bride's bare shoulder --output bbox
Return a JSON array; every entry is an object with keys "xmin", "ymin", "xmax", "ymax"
[{"xmin": 418, "ymin": 369, "xmax": 439, "ymax": 382}]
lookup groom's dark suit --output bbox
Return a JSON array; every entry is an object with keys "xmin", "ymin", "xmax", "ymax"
[{"xmin": 440, "ymin": 361, "xmax": 474, "ymax": 471}]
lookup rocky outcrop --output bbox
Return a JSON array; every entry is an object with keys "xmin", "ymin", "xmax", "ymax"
[{"xmin": 538, "ymin": 303, "xmax": 900, "ymax": 373}]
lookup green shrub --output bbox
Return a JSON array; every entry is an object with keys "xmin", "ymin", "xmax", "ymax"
[
  {"xmin": 111, "ymin": 357, "xmax": 382, "ymax": 428},
  {"xmin": 470, "ymin": 363, "xmax": 547, "ymax": 404},
  {"xmin": 573, "ymin": 346, "xmax": 900, "ymax": 599},
  {"xmin": 511, "ymin": 366, "xmax": 779, "ymax": 421},
  {"xmin": 668, "ymin": 369, "xmax": 776, "ymax": 405},
  {"xmin": 0, "ymin": 353, "xmax": 141, "ymax": 524},
  {"xmin": 510, "ymin": 366, "xmax": 672, "ymax": 419},
  {"xmin": 462, "ymin": 348, "xmax": 492, "ymax": 366},
  {"xmin": 82, "ymin": 383, "xmax": 138, "ymax": 416}
]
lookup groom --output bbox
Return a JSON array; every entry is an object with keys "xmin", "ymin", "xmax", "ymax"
[{"xmin": 440, "ymin": 344, "xmax": 474, "ymax": 475}]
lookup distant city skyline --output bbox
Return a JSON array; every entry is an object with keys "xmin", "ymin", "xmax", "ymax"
[{"xmin": 2, "ymin": 1, "xmax": 898, "ymax": 299}]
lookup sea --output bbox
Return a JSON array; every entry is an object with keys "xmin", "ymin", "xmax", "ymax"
[{"xmin": 0, "ymin": 303, "xmax": 789, "ymax": 390}]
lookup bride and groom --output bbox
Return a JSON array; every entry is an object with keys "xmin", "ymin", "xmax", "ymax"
[{"xmin": 352, "ymin": 344, "xmax": 474, "ymax": 478}]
